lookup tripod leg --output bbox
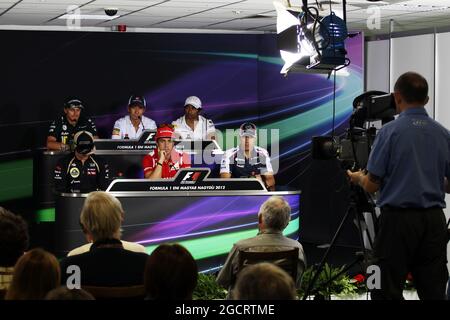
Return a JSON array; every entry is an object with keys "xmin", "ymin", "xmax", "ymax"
[{"xmin": 354, "ymin": 209, "xmax": 369, "ymax": 260}]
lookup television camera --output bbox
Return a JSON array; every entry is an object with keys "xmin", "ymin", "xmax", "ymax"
[
  {"xmin": 311, "ymin": 91, "xmax": 397, "ymax": 169},
  {"xmin": 302, "ymin": 91, "xmax": 397, "ymax": 299}
]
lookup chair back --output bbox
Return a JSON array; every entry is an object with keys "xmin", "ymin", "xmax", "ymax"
[{"xmin": 237, "ymin": 247, "xmax": 299, "ymax": 283}]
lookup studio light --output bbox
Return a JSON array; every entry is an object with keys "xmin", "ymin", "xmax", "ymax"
[{"xmin": 274, "ymin": 0, "xmax": 350, "ymax": 75}]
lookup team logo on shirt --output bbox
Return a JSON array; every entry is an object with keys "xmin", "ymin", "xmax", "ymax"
[
  {"xmin": 87, "ymin": 168, "xmax": 97, "ymax": 176},
  {"xmin": 69, "ymin": 167, "xmax": 80, "ymax": 178},
  {"xmin": 63, "ymin": 125, "xmax": 67, "ymax": 130}
]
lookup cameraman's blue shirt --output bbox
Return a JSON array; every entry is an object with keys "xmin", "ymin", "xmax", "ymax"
[{"xmin": 367, "ymin": 107, "xmax": 450, "ymax": 208}]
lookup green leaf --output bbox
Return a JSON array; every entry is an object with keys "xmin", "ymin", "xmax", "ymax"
[{"xmin": 192, "ymin": 273, "xmax": 227, "ymax": 300}]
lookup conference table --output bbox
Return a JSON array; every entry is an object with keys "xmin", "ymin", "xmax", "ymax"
[
  {"xmin": 55, "ymin": 168, "xmax": 301, "ymax": 272},
  {"xmin": 33, "ymin": 131, "xmax": 301, "ymax": 271}
]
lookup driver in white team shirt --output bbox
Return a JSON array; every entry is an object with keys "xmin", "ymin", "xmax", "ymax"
[
  {"xmin": 111, "ymin": 94, "xmax": 157, "ymax": 139},
  {"xmin": 172, "ymin": 96, "xmax": 216, "ymax": 140}
]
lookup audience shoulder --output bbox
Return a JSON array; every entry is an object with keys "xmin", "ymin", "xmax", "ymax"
[
  {"xmin": 122, "ymin": 240, "xmax": 147, "ymax": 254},
  {"xmin": 67, "ymin": 243, "xmax": 92, "ymax": 257}
]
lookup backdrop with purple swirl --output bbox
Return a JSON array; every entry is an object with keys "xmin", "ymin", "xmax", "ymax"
[{"xmin": 0, "ymin": 31, "xmax": 362, "ymax": 203}]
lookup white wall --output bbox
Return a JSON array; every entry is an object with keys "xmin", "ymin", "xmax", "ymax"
[
  {"xmin": 435, "ymin": 32, "xmax": 450, "ymax": 274},
  {"xmin": 365, "ymin": 39, "xmax": 389, "ymax": 92},
  {"xmin": 390, "ymin": 34, "xmax": 435, "ymax": 117}
]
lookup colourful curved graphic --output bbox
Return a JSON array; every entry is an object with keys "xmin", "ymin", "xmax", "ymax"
[{"xmin": 94, "ymin": 34, "xmax": 363, "ymax": 187}]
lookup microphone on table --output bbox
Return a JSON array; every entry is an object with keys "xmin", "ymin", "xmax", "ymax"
[{"xmin": 139, "ymin": 116, "xmax": 145, "ymax": 130}]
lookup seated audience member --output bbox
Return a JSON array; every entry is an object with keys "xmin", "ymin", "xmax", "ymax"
[
  {"xmin": 233, "ymin": 263, "xmax": 297, "ymax": 300},
  {"xmin": 5, "ymin": 248, "xmax": 60, "ymax": 300},
  {"xmin": 54, "ymin": 131, "xmax": 110, "ymax": 193},
  {"xmin": 447, "ymin": 279, "xmax": 450, "ymax": 300},
  {"xmin": 47, "ymin": 98, "xmax": 97, "ymax": 151},
  {"xmin": 0, "ymin": 207, "xmax": 29, "ymax": 294},
  {"xmin": 60, "ymin": 191, "xmax": 148, "ymax": 287},
  {"xmin": 220, "ymin": 122, "xmax": 275, "ymax": 190},
  {"xmin": 45, "ymin": 286, "xmax": 95, "ymax": 300},
  {"xmin": 67, "ymin": 192, "xmax": 145, "ymax": 256},
  {"xmin": 172, "ymin": 96, "xmax": 216, "ymax": 140},
  {"xmin": 143, "ymin": 124, "xmax": 191, "ymax": 179},
  {"xmin": 0, "ymin": 207, "xmax": 29, "ymax": 300},
  {"xmin": 216, "ymin": 196, "xmax": 306, "ymax": 293},
  {"xmin": 112, "ymin": 95, "xmax": 157, "ymax": 139},
  {"xmin": 144, "ymin": 244, "xmax": 198, "ymax": 300}
]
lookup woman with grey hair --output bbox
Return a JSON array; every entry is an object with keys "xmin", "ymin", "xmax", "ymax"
[{"xmin": 67, "ymin": 191, "xmax": 145, "ymax": 256}]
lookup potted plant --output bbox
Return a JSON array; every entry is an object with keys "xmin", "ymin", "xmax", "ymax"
[
  {"xmin": 192, "ymin": 273, "xmax": 227, "ymax": 300},
  {"xmin": 298, "ymin": 263, "xmax": 358, "ymax": 300}
]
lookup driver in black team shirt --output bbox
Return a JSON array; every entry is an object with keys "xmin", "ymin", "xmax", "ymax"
[
  {"xmin": 47, "ymin": 98, "xmax": 98, "ymax": 151},
  {"xmin": 54, "ymin": 131, "xmax": 109, "ymax": 193},
  {"xmin": 220, "ymin": 122, "xmax": 276, "ymax": 191}
]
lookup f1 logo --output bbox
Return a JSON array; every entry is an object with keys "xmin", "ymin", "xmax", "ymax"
[
  {"xmin": 144, "ymin": 132, "xmax": 155, "ymax": 144},
  {"xmin": 182, "ymin": 171, "xmax": 201, "ymax": 182}
]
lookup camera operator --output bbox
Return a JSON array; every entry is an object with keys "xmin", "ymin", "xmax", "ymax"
[{"xmin": 347, "ymin": 72, "xmax": 449, "ymax": 300}]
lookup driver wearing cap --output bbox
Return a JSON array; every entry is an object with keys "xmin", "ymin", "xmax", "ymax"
[
  {"xmin": 220, "ymin": 122, "xmax": 276, "ymax": 191},
  {"xmin": 111, "ymin": 94, "xmax": 157, "ymax": 139},
  {"xmin": 54, "ymin": 131, "xmax": 110, "ymax": 193},
  {"xmin": 142, "ymin": 124, "xmax": 191, "ymax": 179},
  {"xmin": 47, "ymin": 98, "xmax": 98, "ymax": 151},
  {"xmin": 172, "ymin": 96, "xmax": 216, "ymax": 140}
]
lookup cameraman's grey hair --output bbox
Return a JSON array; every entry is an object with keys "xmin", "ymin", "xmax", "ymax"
[{"xmin": 258, "ymin": 196, "xmax": 291, "ymax": 231}]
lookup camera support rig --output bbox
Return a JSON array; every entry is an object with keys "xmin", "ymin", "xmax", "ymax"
[{"xmin": 303, "ymin": 91, "xmax": 397, "ymax": 299}]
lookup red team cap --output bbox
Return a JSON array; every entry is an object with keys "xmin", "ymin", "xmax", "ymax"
[{"xmin": 155, "ymin": 124, "xmax": 175, "ymax": 141}]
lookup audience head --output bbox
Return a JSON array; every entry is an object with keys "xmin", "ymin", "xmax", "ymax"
[
  {"xmin": 144, "ymin": 244, "xmax": 198, "ymax": 300},
  {"xmin": 5, "ymin": 248, "xmax": 60, "ymax": 300},
  {"xmin": 80, "ymin": 191, "xmax": 123, "ymax": 242},
  {"xmin": 233, "ymin": 263, "xmax": 297, "ymax": 300},
  {"xmin": 45, "ymin": 286, "xmax": 95, "ymax": 300},
  {"xmin": 258, "ymin": 196, "xmax": 291, "ymax": 232},
  {"xmin": 394, "ymin": 71, "xmax": 429, "ymax": 112},
  {"xmin": 0, "ymin": 207, "xmax": 29, "ymax": 267}
]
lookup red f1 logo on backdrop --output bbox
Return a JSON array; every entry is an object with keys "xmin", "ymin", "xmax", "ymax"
[{"xmin": 182, "ymin": 171, "xmax": 202, "ymax": 182}]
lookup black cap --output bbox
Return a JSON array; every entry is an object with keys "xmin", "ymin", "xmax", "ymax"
[
  {"xmin": 65, "ymin": 98, "xmax": 84, "ymax": 109},
  {"xmin": 128, "ymin": 95, "xmax": 146, "ymax": 108},
  {"xmin": 239, "ymin": 122, "xmax": 257, "ymax": 138},
  {"xmin": 74, "ymin": 131, "xmax": 95, "ymax": 155}
]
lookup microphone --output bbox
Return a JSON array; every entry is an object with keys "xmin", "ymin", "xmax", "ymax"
[{"xmin": 138, "ymin": 116, "xmax": 145, "ymax": 130}]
